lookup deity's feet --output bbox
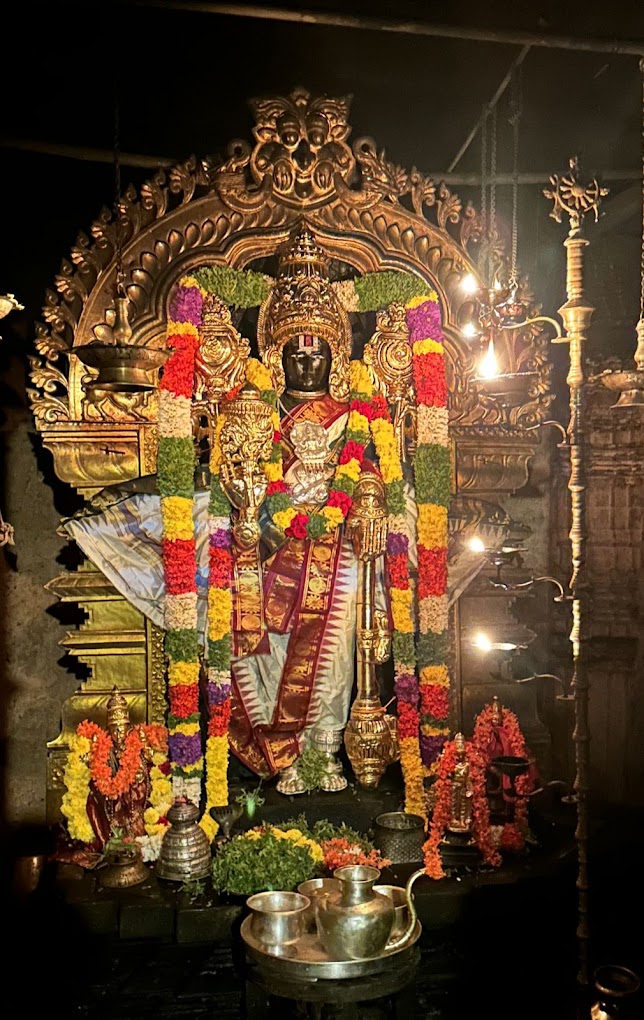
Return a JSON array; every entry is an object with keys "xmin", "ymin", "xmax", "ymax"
[
  {"xmin": 312, "ymin": 728, "xmax": 348, "ymax": 793},
  {"xmin": 275, "ymin": 764, "xmax": 307, "ymax": 796},
  {"xmin": 319, "ymin": 757, "xmax": 348, "ymax": 792}
]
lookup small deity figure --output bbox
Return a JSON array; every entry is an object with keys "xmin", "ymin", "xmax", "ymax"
[
  {"xmin": 446, "ymin": 732, "xmax": 474, "ymax": 835},
  {"xmin": 86, "ymin": 688, "xmax": 152, "ymax": 846},
  {"xmin": 54, "ymin": 688, "xmax": 167, "ymax": 869}
]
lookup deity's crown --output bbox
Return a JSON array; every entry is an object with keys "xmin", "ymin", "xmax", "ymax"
[
  {"xmin": 106, "ymin": 686, "xmax": 130, "ymax": 733},
  {"xmin": 258, "ymin": 224, "xmax": 347, "ymax": 356}
]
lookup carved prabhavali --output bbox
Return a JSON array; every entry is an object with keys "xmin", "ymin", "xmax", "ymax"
[
  {"xmin": 29, "ymin": 86, "xmax": 551, "ymax": 467},
  {"xmin": 30, "ymin": 89, "xmax": 551, "ymax": 819}
]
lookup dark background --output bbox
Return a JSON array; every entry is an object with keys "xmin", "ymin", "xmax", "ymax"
[{"xmin": 1, "ymin": 0, "xmax": 643, "ymax": 361}]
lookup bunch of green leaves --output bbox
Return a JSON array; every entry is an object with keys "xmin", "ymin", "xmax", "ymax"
[
  {"xmin": 179, "ymin": 878, "xmax": 206, "ymax": 903},
  {"xmin": 102, "ymin": 827, "xmax": 137, "ymax": 860},
  {"xmin": 294, "ymin": 746, "xmax": 328, "ymax": 792},
  {"xmin": 281, "ymin": 814, "xmax": 376, "ymax": 854},
  {"xmin": 211, "ymin": 829, "xmax": 318, "ymax": 896},
  {"xmin": 352, "ymin": 270, "xmax": 430, "ymax": 312},
  {"xmin": 193, "ymin": 265, "xmax": 273, "ymax": 309}
]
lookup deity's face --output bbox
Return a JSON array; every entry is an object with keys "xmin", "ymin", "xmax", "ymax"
[
  {"xmin": 108, "ymin": 720, "xmax": 129, "ymax": 751},
  {"xmin": 282, "ymin": 336, "xmax": 331, "ymax": 393}
]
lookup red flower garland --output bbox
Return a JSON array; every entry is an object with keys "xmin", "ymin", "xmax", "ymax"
[{"xmin": 471, "ymin": 703, "xmax": 536, "ymax": 851}]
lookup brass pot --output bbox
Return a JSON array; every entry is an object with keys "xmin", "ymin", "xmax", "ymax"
[
  {"xmin": 156, "ymin": 798, "xmax": 212, "ymax": 883},
  {"xmin": 98, "ymin": 845, "xmax": 149, "ymax": 888},
  {"xmin": 315, "ymin": 865, "xmax": 394, "ymax": 961}
]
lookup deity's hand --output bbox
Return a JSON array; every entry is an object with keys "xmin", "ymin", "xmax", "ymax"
[{"xmin": 220, "ymin": 462, "xmax": 268, "ymax": 511}]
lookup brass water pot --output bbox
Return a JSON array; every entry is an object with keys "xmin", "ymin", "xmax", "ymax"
[
  {"xmin": 315, "ymin": 865, "xmax": 395, "ymax": 961},
  {"xmin": 98, "ymin": 845, "xmax": 149, "ymax": 889}
]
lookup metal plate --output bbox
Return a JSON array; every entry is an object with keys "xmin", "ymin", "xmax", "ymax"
[{"xmin": 241, "ymin": 915, "xmax": 422, "ymax": 981}]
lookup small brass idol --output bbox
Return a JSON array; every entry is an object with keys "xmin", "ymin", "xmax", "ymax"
[{"xmin": 344, "ymin": 472, "xmax": 398, "ymax": 788}]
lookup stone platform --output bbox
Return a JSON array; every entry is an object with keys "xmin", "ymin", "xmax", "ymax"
[{"xmin": 4, "ymin": 783, "xmax": 640, "ymax": 1019}]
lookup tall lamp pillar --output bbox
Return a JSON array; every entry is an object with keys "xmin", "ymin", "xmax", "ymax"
[{"xmin": 544, "ymin": 157, "xmax": 608, "ymax": 987}]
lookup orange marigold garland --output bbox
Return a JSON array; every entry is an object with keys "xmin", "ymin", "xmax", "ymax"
[{"xmin": 77, "ymin": 720, "xmax": 145, "ymax": 799}]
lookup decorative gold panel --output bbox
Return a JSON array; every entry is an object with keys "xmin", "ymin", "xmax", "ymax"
[{"xmin": 44, "ymin": 564, "xmax": 166, "ymax": 824}]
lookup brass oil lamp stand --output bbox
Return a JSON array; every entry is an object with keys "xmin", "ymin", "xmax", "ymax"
[{"xmin": 544, "ymin": 155, "xmax": 608, "ymax": 988}]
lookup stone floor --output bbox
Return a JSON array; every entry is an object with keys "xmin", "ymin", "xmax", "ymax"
[{"xmin": 2, "ymin": 789, "xmax": 643, "ymax": 1019}]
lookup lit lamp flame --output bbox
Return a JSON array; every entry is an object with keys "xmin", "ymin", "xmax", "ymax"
[
  {"xmin": 461, "ymin": 273, "xmax": 479, "ymax": 295},
  {"xmin": 462, "ymin": 321, "xmax": 479, "ymax": 339},
  {"xmin": 468, "ymin": 536, "xmax": 486, "ymax": 553},
  {"xmin": 473, "ymin": 632, "xmax": 493, "ymax": 652},
  {"xmin": 472, "ymin": 632, "xmax": 521, "ymax": 652},
  {"xmin": 478, "ymin": 337, "xmax": 499, "ymax": 379},
  {"xmin": 493, "ymin": 278, "xmax": 503, "ymax": 292}
]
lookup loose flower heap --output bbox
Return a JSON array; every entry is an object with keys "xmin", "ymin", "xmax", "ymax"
[
  {"xmin": 211, "ymin": 824, "xmax": 324, "ymax": 895},
  {"xmin": 472, "ymin": 701, "xmax": 536, "ymax": 852},
  {"xmin": 320, "ymin": 838, "xmax": 391, "ymax": 873},
  {"xmin": 421, "ymin": 737, "xmax": 501, "ymax": 880},
  {"xmin": 61, "ymin": 719, "xmax": 171, "ymax": 859}
]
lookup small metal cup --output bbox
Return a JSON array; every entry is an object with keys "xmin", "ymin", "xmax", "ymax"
[
  {"xmin": 246, "ymin": 890, "xmax": 310, "ymax": 950},
  {"xmin": 297, "ymin": 877, "xmax": 340, "ymax": 932},
  {"xmin": 373, "ymin": 884, "xmax": 409, "ymax": 943}
]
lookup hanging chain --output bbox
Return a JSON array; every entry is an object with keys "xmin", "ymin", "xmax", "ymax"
[
  {"xmin": 489, "ymin": 104, "xmax": 497, "ymax": 282},
  {"xmin": 640, "ymin": 58, "xmax": 644, "ymax": 321},
  {"xmin": 508, "ymin": 64, "xmax": 522, "ymax": 290},
  {"xmin": 113, "ymin": 75, "xmax": 124, "ymax": 294},
  {"xmin": 480, "ymin": 105, "xmax": 488, "ymax": 282}
]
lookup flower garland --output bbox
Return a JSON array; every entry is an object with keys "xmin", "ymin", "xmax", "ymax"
[
  {"xmin": 161, "ymin": 274, "xmax": 243, "ymax": 839},
  {"xmin": 472, "ymin": 702, "xmax": 535, "ymax": 852},
  {"xmin": 77, "ymin": 720, "xmax": 144, "ymax": 798},
  {"xmin": 333, "ymin": 272, "xmax": 451, "ymax": 819},
  {"xmin": 407, "ymin": 293, "xmax": 451, "ymax": 779},
  {"xmin": 261, "ymin": 360, "xmax": 371, "ymax": 541},
  {"xmin": 162, "ymin": 276, "xmax": 204, "ymax": 808},
  {"xmin": 201, "ymin": 364, "xmax": 237, "ymax": 843},
  {"xmin": 61, "ymin": 720, "xmax": 172, "ymax": 857},
  {"xmin": 193, "ymin": 265, "xmax": 273, "ymax": 309},
  {"xmin": 139, "ymin": 725, "xmax": 172, "ymax": 861},
  {"xmin": 61, "ymin": 732, "xmax": 95, "ymax": 844},
  {"xmin": 422, "ymin": 738, "xmax": 501, "ymax": 880},
  {"xmin": 349, "ymin": 360, "xmax": 425, "ymax": 817}
]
